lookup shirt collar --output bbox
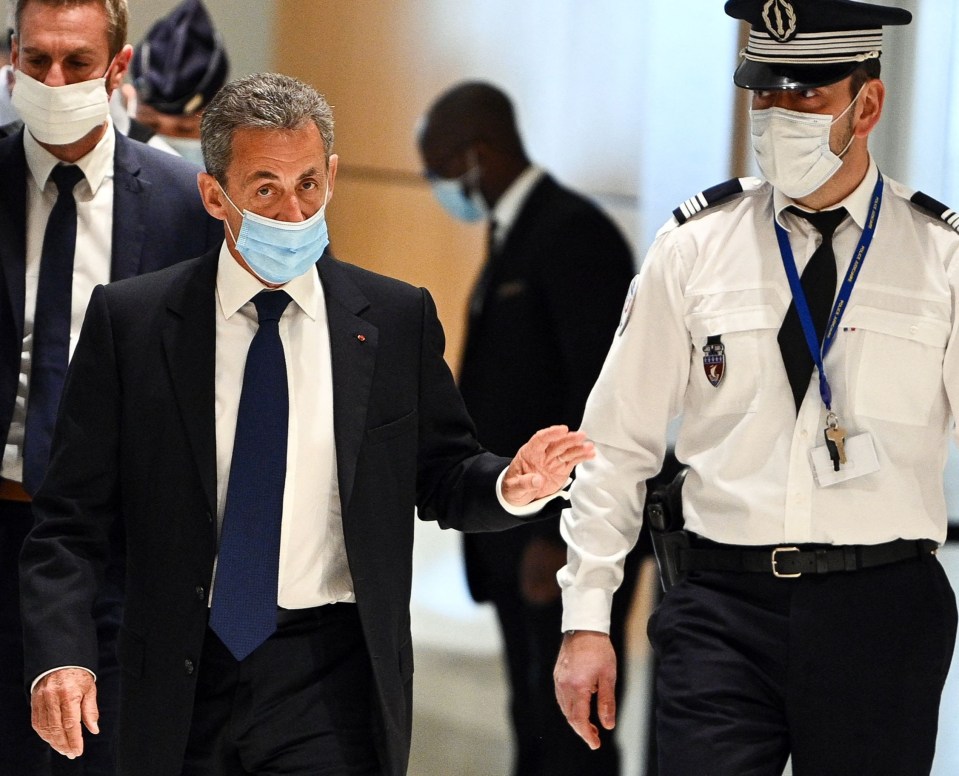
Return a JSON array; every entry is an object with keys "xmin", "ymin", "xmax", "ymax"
[
  {"xmin": 23, "ymin": 116, "xmax": 116, "ymax": 195},
  {"xmin": 215, "ymin": 241, "xmax": 321, "ymax": 322},
  {"xmin": 773, "ymin": 155, "xmax": 880, "ymax": 231},
  {"xmin": 490, "ymin": 164, "xmax": 545, "ymax": 245}
]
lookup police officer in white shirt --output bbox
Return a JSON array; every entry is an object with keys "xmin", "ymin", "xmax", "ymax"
[{"xmin": 553, "ymin": 2, "xmax": 959, "ymax": 774}]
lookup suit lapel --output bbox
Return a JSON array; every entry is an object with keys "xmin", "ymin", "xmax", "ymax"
[
  {"xmin": 161, "ymin": 252, "xmax": 218, "ymax": 513},
  {"xmin": 319, "ymin": 256, "xmax": 377, "ymax": 516},
  {"xmin": 110, "ymin": 132, "xmax": 149, "ymax": 281},
  {"xmin": 0, "ymin": 132, "xmax": 28, "ymax": 343}
]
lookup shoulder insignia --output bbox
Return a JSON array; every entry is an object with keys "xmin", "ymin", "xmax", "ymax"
[
  {"xmin": 910, "ymin": 191, "xmax": 959, "ymax": 234},
  {"xmin": 672, "ymin": 178, "xmax": 755, "ymax": 225}
]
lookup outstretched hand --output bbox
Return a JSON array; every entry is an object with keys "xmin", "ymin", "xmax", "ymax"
[{"xmin": 501, "ymin": 425, "xmax": 594, "ymax": 507}]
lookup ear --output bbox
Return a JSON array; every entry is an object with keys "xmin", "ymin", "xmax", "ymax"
[
  {"xmin": 854, "ymin": 78, "xmax": 884, "ymax": 139},
  {"xmin": 106, "ymin": 45, "xmax": 133, "ymax": 96},
  {"xmin": 197, "ymin": 172, "xmax": 230, "ymax": 221},
  {"xmin": 326, "ymin": 153, "xmax": 338, "ymax": 204}
]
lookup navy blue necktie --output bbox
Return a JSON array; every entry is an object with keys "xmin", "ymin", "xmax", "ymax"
[
  {"xmin": 22, "ymin": 164, "xmax": 86, "ymax": 494},
  {"xmin": 209, "ymin": 290, "xmax": 292, "ymax": 661},
  {"xmin": 777, "ymin": 207, "xmax": 848, "ymax": 413}
]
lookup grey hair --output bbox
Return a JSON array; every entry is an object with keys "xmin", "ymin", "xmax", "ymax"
[{"xmin": 200, "ymin": 72, "xmax": 334, "ymax": 184}]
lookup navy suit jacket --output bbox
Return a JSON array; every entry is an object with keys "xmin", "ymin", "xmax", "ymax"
[
  {"xmin": 0, "ymin": 128, "xmax": 222, "ymax": 453},
  {"xmin": 19, "ymin": 249, "xmax": 549, "ymax": 776}
]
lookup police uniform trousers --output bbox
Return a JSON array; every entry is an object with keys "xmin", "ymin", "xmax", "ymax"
[
  {"xmin": 181, "ymin": 603, "xmax": 381, "ymax": 776},
  {"xmin": 647, "ymin": 548, "xmax": 957, "ymax": 776},
  {"xmin": 2, "ymin": 496, "xmax": 123, "ymax": 776}
]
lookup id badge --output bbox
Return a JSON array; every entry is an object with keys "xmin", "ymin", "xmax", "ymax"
[{"xmin": 809, "ymin": 432, "xmax": 880, "ymax": 487}]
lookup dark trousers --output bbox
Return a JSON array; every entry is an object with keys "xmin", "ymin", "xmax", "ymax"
[
  {"xmin": 647, "ymin": 553, "xmax": 958, "ymax": 776},
  {"xmin": 2, "ymin": 499, "xmax": 122, "ymax": 776},
  {"xmin": 181, "ymin": 603, "xmax": 381, "ymax": 776},
  {"xmin": 1, "ymin": 500, "xmax": 50, "ymax": 774},
  {"xmin": 489, "ymin": 549, "xmax": 636, "ymax": 776}
]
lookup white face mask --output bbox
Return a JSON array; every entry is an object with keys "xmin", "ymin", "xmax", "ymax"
[
  {"xmin": 11, "ymin": 68, "xmax": 112, "ymax": 146},
  {"xmin": 749, "ymin": 85, "xmax": 864, "ymax": 199}
]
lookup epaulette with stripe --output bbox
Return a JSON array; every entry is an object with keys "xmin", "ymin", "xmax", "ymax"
[
  {"xmin": 910, "ymin": 191, "xmax": 959, "ymax": 234},
  {"xmin": 672, "ymin": 177, "xmax": 758, "ymax": 225}
]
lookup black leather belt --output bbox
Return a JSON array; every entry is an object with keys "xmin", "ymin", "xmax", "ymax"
[{"xmin": 679, "ymin": 538, "xmax": 937, "ymax": 578}]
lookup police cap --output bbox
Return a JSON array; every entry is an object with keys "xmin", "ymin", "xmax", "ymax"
[
  {"xmin": 725, "ymin": 0, "xmax": 911, "ymax": 90},
  {"xmin": 131, "ymin": 0, "xmax": 229, "ymax": 116}
]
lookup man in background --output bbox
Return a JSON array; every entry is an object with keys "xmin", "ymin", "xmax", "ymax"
[
  {"xmin": 0, "ymin": 0, "xmax": 220, "ymax": 772},
  {"xmin": 418, "ymin": 81, "xmax": 637, "ymax": 776},
  {"xmin": 124, "ymin": 0, "xmax": 228, "ymax": 163}
]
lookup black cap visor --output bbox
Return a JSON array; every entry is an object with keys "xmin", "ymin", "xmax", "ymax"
[{"xmin": 733, "ymin": 57, "xmax": 862, "ymax": 90}]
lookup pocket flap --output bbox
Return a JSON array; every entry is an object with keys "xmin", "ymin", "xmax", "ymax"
[
  {"xmin": 843, "ymin": 305, "xmax": 950, "ymax": 348},
  {"xmin": 687, "ymin": 305, "xmax": 780, "ymax": 339}
]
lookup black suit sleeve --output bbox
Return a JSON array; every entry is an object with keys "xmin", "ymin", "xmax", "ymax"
[{"xmin": 20, "ymin": 285, "xmax": 121, "ymax": 687}]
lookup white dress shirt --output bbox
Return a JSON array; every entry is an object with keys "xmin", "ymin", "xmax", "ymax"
[
  {"xmin": 2, "ymin": 122, "xmax": 115, "ymax": 482},
  {"xmin": 559, "ymin": 158, "xmax": 959, "ymax": 633},
  {"xmin": 490, "ymin": 164, "xmax": 545, "ymax": 248},
  {"xmin": 214, "ymin": 246, "xmax": 350, "ymax": 609}
]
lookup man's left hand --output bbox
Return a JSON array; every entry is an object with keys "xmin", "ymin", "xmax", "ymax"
[{"xmin": 502, "ymin": 425, "xmax": 594, "ymax": 506}]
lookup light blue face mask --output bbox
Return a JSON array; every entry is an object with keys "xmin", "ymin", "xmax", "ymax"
[
  {"xmin": 221, "ymin": 185, "xmax": 330, "ymax": 284},
  {"xmin": 428, "ymin": 163, "xmax": 488, "ymax": 223}
]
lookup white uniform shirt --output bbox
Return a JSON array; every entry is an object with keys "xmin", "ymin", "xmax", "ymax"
[{"xmin": 559, "ymin": 159, "xmax": 959, "ymax": 633}]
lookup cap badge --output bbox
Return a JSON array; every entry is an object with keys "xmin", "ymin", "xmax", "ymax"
[{"xmin": 762, "ymin": 0, "xmax": 798, "ymax": 43}]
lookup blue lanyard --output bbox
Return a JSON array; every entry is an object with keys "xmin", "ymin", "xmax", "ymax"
[{"xmin": 774, "ymin": 174, "xmax": 884, "ymax": 410}]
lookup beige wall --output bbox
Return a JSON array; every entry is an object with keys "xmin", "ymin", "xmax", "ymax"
[{"xmin": 273, "ymin": 2, "xmax": 487, "ymax": 373}]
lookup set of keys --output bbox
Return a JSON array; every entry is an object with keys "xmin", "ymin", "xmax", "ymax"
[{"xmin": 823, "ymin": 412, "xmax": 847, "ymax": 471}]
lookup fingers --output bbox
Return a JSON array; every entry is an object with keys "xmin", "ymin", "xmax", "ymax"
[
  {"xmin": 31, "ymin": 669, "xmax": 97, "ymax": 759},
  {"xmin": 596, "ymin": 672, "xmax": 618, "ymax": 732},
  {"xmin": 80, "ymin": 686, "xmax": 100, "ymax": 736},
  {"xmin": 561, "ymin": 688, "xmax": 602, "ymax": 749}
]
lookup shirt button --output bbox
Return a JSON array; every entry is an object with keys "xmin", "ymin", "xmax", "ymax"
[
  {"xmin": 195, "ymin": 585, "xmax": 205, "ymax": 601},
  {"xmin": 184, "ymin": 659, "xmax": 195, "ymax": 675}
]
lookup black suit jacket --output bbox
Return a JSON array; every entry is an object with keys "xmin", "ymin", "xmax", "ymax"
[
  {"xmin": 0, "ymin": 128, "xmax": 222, "ymax": 452},
  {"xmin": 20, "ymin": 249, "xmax": 544, "ymax": 776},
  {"xmin": 459, "ymin": 173, "xmax": 635, "ymax": 600}
]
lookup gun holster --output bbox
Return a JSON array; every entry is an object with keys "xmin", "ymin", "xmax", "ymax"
[{"xmin": 645, "ymin": 467, "xmax": 689, "ymax": 592}]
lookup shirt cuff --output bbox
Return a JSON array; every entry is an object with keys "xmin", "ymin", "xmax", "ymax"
[
  {"xmin": 495, "ymin": 467, "xmax": 571, "ymax": 516},
  {"xmin": 30, "ymin": 666, "xmax": 97, "ymax": 694}
]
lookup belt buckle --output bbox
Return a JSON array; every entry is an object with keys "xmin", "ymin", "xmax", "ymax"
[{"xmin": 771, "ymin": 546, "xmax": 801, "ymax": 578}]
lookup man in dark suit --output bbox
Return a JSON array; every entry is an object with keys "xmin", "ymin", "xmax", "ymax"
[
  {"xmin": 19, "ymin": 72, "xmax": 593, "ymax": 776},
  {"xmin": 417, "ymin": 81, "xmax": 637, "ymax": 776},
  {"xmin": 0, "ymin": 1, "xmax": 220, "ymax": 773}
]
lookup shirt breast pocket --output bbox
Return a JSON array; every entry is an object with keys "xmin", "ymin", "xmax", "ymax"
[
  {"xmin": 686, "ymin": 305, "xmax": 780, "ymax": 417},
  {"xmin": 844, "ymin": 306, "xmax": 949, "ymax": 426}
]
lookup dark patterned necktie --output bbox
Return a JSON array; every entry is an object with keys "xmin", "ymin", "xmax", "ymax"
[
  {"xmin": 777, "ymin": 206, "xmax": 848, "ymax": 413},
  {"xmin": 209, "ymin": 290, "xmax": 292, "ymax": 661},
  {"xmin": 22, "ymin": 164, "xmax": 86, "ymax": 494}
]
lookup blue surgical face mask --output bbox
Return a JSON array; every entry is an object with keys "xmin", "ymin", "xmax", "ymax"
[
  {"xmin": 428, "ymin": 152, "xmax": 487, "ymax": 223},
  {"xmin": 220, "ymin": 185, "xmax": 330, "ymax": 284}
]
